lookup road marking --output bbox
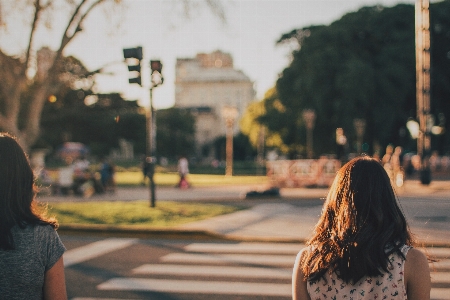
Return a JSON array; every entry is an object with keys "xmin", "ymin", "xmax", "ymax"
[
  {"xmin": 98, "ymin": 278, "xmax": 291, "ymax": 296},
  {"xmin": 185, "ymin": 242, "xmax": 304, "ymax": 254},
  {"xmin": 421, "ymin": 247, "xmax": 450, "ymax": 258},
  {"xmin": 133, "ymin": 264, "xmax": 292, "ymax": 279},
  {"xmin": 431, "ymin": 288, "xmax": 450, "ymax": 300},
  {"xmin": 63, "ymin": 240, "xmax": 449, "ymax": 299},
  {"xmin": 431, "ymin": 272, "xmax": 450, "ymax": 283},
  {"xmin": 431, "ymin": 259, "xmax": 450, "ymax": 270},
  {"xmin": 161, "ymin": 253, "xmax": 295, "ymax": 267},
  {"xmin": 72, "ymin": 298, "xmax": 134, "ymax": 300},
  {"xmin": 64, "ymin": 238, "xmax": 138, "ymax": 267}
]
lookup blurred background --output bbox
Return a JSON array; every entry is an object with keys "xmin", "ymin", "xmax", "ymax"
[{"xmin": 0, "ymin": 0, "xmax": 449, "ymax": 184}]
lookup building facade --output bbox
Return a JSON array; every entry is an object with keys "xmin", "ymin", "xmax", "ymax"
[{"xmin": 175, "ymin": 50, "xmax": 255, "ymax": 159}]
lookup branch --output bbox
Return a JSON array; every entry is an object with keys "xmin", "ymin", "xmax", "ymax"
[
  {"xmin": 58, "ymin": 0, "xmax": 88, "ymax": 55},
  {"xmin": 24, "ymin": 0, "xmax": 43, "ymax": 76},
  {"xmin": 60, "ymin": 0, "xmax": 105, "ymax": 50},
  {"xmin": 205, "ymin": 0, "xmax": 226, "ymax": 24},
  {"xmin": 52, "ymin": 0, "xmax": 104, "ymax": 80}
]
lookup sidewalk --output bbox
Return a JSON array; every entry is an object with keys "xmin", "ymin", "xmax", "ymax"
[
  {"xmin": 178, "ymin": 180, "xmax": 450, "ymax": 246},
  {"xmin": 43, "ymin": 180, "xmax": 450, "ymax": 246}
]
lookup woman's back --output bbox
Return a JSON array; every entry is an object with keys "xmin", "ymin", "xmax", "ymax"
[
  {"xmin": 292, "ymin": 156, "xmax": 430, "ymax": 300},
  {"xmin": 0, "ymin": 224, "xmax": 66, "ymax": 300}
]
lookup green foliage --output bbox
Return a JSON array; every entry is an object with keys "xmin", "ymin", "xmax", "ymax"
[
  {"xmin": 48, "ymin": 200, "xmax": 241, "ymax": 227},
  {"xmin": 240, "ymin": 89, "xmax": 291, "ymax": 155},
  {"xmin": 260, "ymin": 2, "xmax": 450, "ymax": 156},
  {"xmin": 156, "ymin": 108, "xmax": 196, "ymax": 159},
  {"xmin": 39, "ymin": 91, "xmax": 145, "ymax": 157}
]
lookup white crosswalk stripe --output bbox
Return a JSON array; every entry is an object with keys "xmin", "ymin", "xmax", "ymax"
[
  {"xmin": 64, "ymin": 238, "xmax": 138, "ymax": 267},
  {"xmin": 185, "ymin": 242, "xmax": 305, "ymax": 254},
  {"xmin": 133, "ymin": 264, "xmax": 292, "ymax": 279},
  {"xmin": 161, "ymin": 252, "xmax": 295, "ymax": 267},
  {"xmin": 98, "ymin": 278, "xmax": 292, "ymax": 296}
]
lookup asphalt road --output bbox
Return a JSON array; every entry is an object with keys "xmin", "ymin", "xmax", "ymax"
[
  {"xmin": 56, "ymin": 188, "xmax": 450, "ymax": 300},
  {"xmin": 61, "ymin": 235, "xmax": 450, "ymax": 300}
]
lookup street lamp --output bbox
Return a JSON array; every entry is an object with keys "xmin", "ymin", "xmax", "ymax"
[
  {"xmin": 407, "ymin": 118, "xmax": 420, "ymax": 139},
  {"xmin": 336, "ymin": 128, "xmax": 347, "ymax": 162},
  {"xmin": 302, "ymin": 109, "xmax": 316, "ymax": 159},
  {"xmin": 222, "ymin": 105, "xmax": 238, "ymax": 176},
  {"xmin": 353, "ymin": 118, "xmax": 366, "ymax": 154}
]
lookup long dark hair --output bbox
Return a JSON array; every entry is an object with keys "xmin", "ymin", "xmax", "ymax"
[
  {"xmin": 301, "ymin": 155, "xmax": 413, "ymax": 284},
  {"xmin": 0, "ymin": 133, "xmax": 57, "ymax": 250}
]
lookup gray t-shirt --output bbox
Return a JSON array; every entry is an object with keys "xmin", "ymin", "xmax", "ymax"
[{"xmin": 0, "ymin": 224, "xmax": 66, "ymax": 300}]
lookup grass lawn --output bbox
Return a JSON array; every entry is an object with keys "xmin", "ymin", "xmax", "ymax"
[
  {"xmin": 47, "ymin": 200, "xmax": 242, "ymax": 227},
  {"xmin": 115, "ymin": 171, "xmax": 269, "ymax": 187}
]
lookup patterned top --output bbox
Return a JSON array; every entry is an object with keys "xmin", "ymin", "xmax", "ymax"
[{"xmin": 306, "ymin": 245, "xmax": 411, "ymax": 300}]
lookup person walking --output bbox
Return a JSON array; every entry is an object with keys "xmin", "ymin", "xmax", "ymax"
[
  {"xmin": 0, "ymin": 133, "xmax": 67, "ymax": 300},
  {"xmin": 100, "ymin": 158, "xmax": 115, "ymax": 193},
  {"xmin": 177, "ymin": 156, "xmax": 190, "ymax": 189},
  {"xmin": 292, "ymin": 156, "xmax": 430, "ymax": 300}
]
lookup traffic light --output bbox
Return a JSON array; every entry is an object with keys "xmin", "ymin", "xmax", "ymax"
[
  {"xmin": 150, "ymin": 60, "xmax": 163, "ymax": 86},
  {"xmin": 123, "ymin": 46, "xmax": 143, "ymax": 86},
  {"xmin": 150, "ymin": 60, "xmax": 162, "ymax": 74}
]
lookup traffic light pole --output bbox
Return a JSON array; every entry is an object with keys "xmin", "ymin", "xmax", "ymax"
[
  {"xmin": 147, "ymin": 60, "xmax": 163, "ymax": 207},
  {"xmin": 123, "ymin": 46, "xmax": 162, "ymax": 207},
  {"xmin": 147, "ymin": 87, "xmax": 156, "ymax": 207}
]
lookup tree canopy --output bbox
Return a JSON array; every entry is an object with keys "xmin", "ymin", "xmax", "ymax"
[
  {"xmin": 256, "ymin": 1, "xmax": 450, "ymax": 157},
  {"xmin": 156, "ymin": 108, "xmax": 196, "ymax": 160}
]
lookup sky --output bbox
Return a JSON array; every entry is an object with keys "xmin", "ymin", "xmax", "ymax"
[{"xmin": 4, "ymin": 0, "xmax": 416, "ymax": 109}]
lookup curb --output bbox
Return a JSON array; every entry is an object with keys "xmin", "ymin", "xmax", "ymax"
[
  {"xmin": 57, "ymin": 224, "xmax": 450, "ymax": 247},
  {"xmin": 58, "ymin": 224, "xmax": 308, "ymax": 243},
  {"xmin": 58, "ymin": 224, "xmax": 226, "ymax": 241}
]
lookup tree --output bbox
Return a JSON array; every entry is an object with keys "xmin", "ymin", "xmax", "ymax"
[
  {"xmin": 156, "ymin": 108, "xmax": 195, "ymax": 160},
  {"xmin": 0, "ymin": 0, "xmax": 225, "ymax": 152},
  {"xmin": 240, "ymin": 88, "xmax": 291, "ymax": 155},
  {"xmin": 40, "ymin": 90, "xmax": 145, "ymax": 157},
  {"xmin": 263, "ymin": 1, "xmax": 450, "ymax": 157}
]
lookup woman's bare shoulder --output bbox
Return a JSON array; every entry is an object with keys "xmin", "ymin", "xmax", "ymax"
[
  {"xmin": 405, "ymin": 247, "xmax": 431, "ymax": 300},
  {"xmin": 406, "ymin": 247, "xmax": 428, "ymax": 263}
]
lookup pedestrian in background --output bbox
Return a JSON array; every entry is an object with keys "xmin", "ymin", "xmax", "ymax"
[
  {"xmin": 177, "ymin": 156, "xmax": 190, "ymax": 189},
  {"xmin": 293, "ymin": 156, "xmax": 430, "ymax": 300},
  {"xmin": 0, "ymin": 133, "xmax": 67, "ymax": 300},
  {"xmin": 100, "ymin": 158, "xmax": 115, "ymax": 193},
  {"xmin": 141, "ymin": 155, "xmax": 149, "ymax": 185}
]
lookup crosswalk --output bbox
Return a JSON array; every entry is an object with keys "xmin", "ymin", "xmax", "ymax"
[
  {"xmin": 96, "ymin": 241, "xmax": 296, "ymax": 298},
  {"xmin": 67, "ymin": 238, "xmax": 450, "ymax": 299}
]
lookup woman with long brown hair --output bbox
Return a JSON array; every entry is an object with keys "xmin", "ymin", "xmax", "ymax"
[
  {"xmin": 293, "ymin": 156, "xmax": 430, "ymax": 300},
  {"xmin": 0, "ymin": 133, "xmax": 67, "ymax": 299}
]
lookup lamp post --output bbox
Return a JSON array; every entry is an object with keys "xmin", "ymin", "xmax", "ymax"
[
  {"xmin": 336, "ymin": 128, "xmax": 347, "ymax": 162},
  {"xmin": 353, "ymin": 118, "xmax": 366, "ymax": 154},
  {"xmin": 416, "ymin": 0, "xmax": 432, "ymax": 184},
  {"xmin": 302, "ymin": 109, "xmax": 316, "ymax": 159},
  {"xmin": 222, "ymin": 105, "xmax": 238, "ymax": 176}
]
